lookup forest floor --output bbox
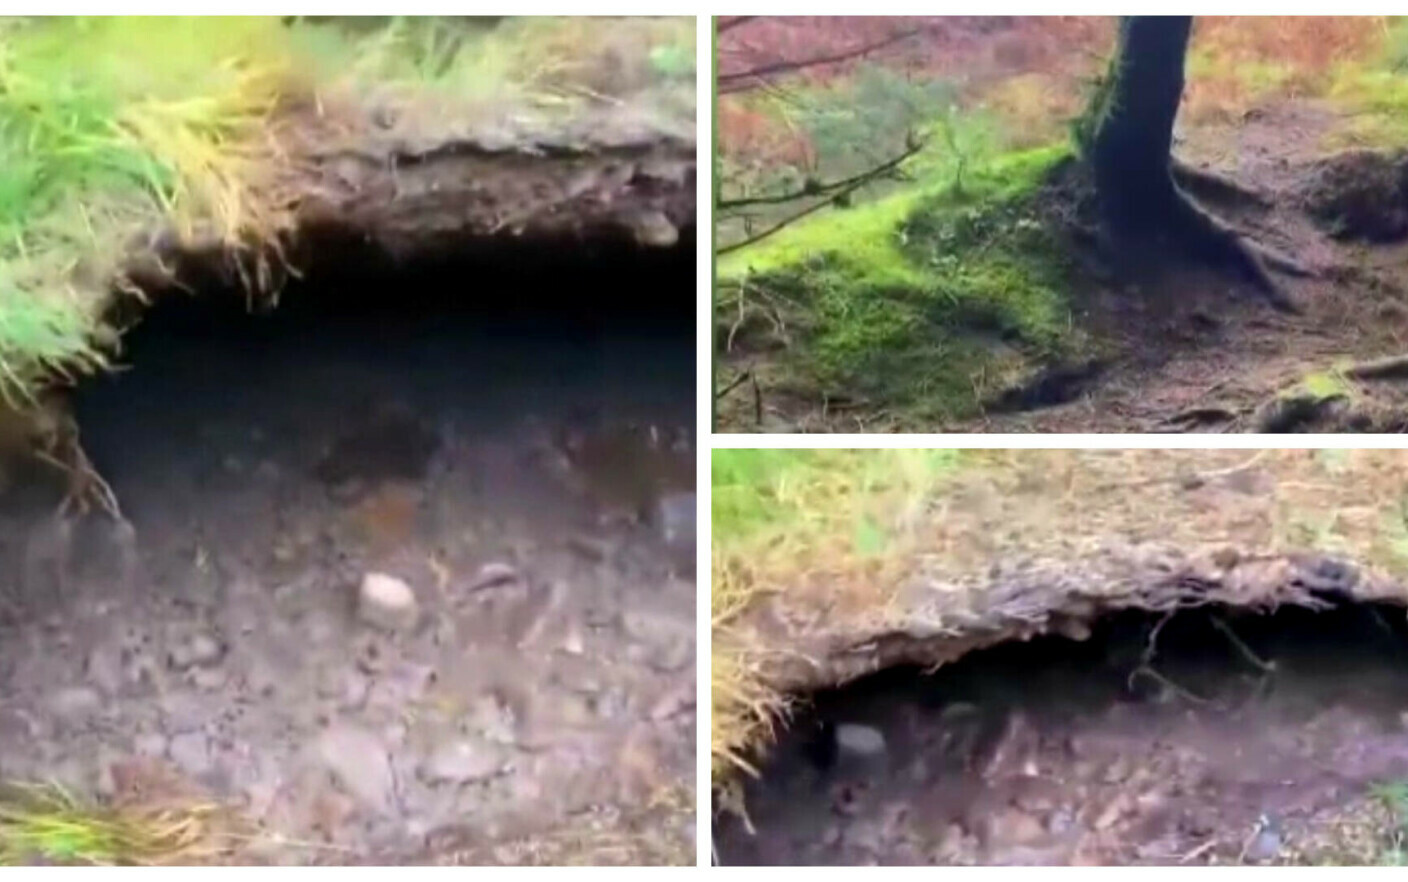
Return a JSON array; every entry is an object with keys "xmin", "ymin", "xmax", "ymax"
[{"xmin": 712, "ymin": 449, "xmax": 1408, "ymax": 865}]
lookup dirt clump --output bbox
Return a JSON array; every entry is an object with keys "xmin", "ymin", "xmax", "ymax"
[{"xmin": 1300, "ymin": 150, "xmax": 1408, "ymax": 242}]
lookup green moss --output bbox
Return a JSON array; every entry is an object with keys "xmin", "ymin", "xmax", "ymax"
[
  {"xmin": 717, "ymin": 145, "xmax": 1085, "ymax": 421},
  {"xmin": 1282, "ymin": 369, "xmax": 1354, "ymax": 403}
]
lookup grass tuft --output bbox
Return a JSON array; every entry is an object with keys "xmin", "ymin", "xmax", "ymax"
[{"xmin": 0, "ymin": 779, "xmax": 231, "ymax": 866}]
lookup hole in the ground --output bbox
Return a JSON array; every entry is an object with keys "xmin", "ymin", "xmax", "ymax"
[
  {"xmin": 716, "ymin": 602, "xmax": 1408, "ymax": 866},
  {"xmin": 0, "ymin": 232, "xmax": 696, "ymax": 861}
]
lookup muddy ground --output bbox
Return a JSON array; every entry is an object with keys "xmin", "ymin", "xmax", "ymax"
[
  {"xmin": 0, "ymin": 242, "xmax": 696, "ymax": 864},
  {"xmin": 968, "ymin": 100, "xmax": 1408, "ymax": 434},
  {"xmin": 716, "ymin": 602, "xmax": 1408, "ymax": 866}
]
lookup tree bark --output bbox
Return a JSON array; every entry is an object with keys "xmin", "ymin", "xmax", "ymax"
[
  {"xmin": 1084, "ymin": 16, "xmax": 1297, "ymax": 310},
  {"xmin": 1089, "ymin": 16, "xmax": 1192, "ymax": 230}
]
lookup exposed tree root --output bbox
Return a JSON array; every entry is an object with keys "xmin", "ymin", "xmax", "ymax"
[
  {"xmin": 1252, "ymin": 390, "xmax": 1346, "ymax": 433},
  {"xmin": 1169, "ymin": 190, "xmax": 1302, "ymax": 314},
  {"xmin": 1171, "ymin": 160, "xmax": 1273, "ymax": 209},
  {"xmin": 1345, "ymin": 354, "xmax": 1408, "ymax": 381}
]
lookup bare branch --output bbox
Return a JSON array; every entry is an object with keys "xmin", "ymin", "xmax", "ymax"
[
  {"xmin": 716, "ymin": 16, "xmax": 756, "ymax": 35},
  {"xmin": 717, "ymin": 28, "xmax": 919, "ymax": 94},
  {"xmin": 718, "ymin": 137, "xmax": 925, "ymax": 210}
]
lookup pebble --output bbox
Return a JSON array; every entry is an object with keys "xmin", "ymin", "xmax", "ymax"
[
  {"xmin": 469, "ymin": 562, "xmax": 520, "ymax": 592},
  {"xmin": 989, "ymin": 807, "xmax": 1047, "ymax": 846},
  {"xmin": 47, "ymin": 687, "xmax": 102, "ymax": 722},
  {"xmin": 649, "ymin": 682, "xmax": 695, "ymax": 722},
  {"xmin": 836, "ymin": 723, "xmax": 887, "ymax": 758},
  {"xmin": 419, "ymin": 741, "xmax": 504, "ymax": 786},
  {"xmin": 1245, "ymin": 814, "xmax": 1283, "ymax": 862},
  {"xmin": 317, "ymin": 724, "xmax": 396, "ymax": 812},
  {"xmin": 134, "ymin": 732, "xmax": 169, "ymax": 759},
  {"xmin": 169, "ymin": 731, "xmax": 212, "ymax": 776},
  {"xmin": 85, "ymin": 646, "xmax": 125, "ymax": 696},
  {"xmin": 653, "ymin": 492, "xmax": 696, "ymax": 551},
  {"xmin": 188, "ymin": 667, "xmax": 229, "ymax": 691},
  {"xmin": 169, "ymin": 632, "xmax": 225, "ymax": 670},
  {"xmin": 357, "ymin": 572, "xmax": 419, "ymax": 633}
]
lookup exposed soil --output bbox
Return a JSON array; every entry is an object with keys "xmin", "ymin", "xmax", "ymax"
[
  {"xmin": 0, "ymin": 239, "xmax": 696, "ymax": 864},
  {"xmin": 966, "ymin": 100, "xmax": 1408, "ymax": 434},
  {"xmin": 716, "ymin": 602, "xmax": 1408, "ymax": 866}
]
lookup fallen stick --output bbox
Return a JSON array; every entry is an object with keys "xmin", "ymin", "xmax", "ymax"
[{"xmin": 1344, "ymin": 354, "xmax": 1408, "ymax": 380}]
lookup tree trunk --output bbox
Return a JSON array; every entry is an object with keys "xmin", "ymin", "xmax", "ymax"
[
  {"xmin": 1083, "ymin": 16, "xmax": 1297, "ymax": 310},
  {"xmin": 1089, "ymin": 16, "xmax": 1191, "ymax": 230}
]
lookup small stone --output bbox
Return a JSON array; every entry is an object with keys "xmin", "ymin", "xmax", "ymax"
[
  {"xmin": 835, "ymin": 723, "xmax": 887, "ymax": 758},
  {"xmin": 649, "ymin": 682, "xmax": 695, "ymax": 721},
  {"xmin": 188, "ymin": 667, "xmax": 228, "ymax": 691},
  {"xmin": 653, "ymin": 491, "xmax": 696, "ymax": 551},
  {"xmin": 1245, "ymin": 815, "xmax": 1283, "ymax": 862},
  {"xmin": 468, "ymin": 562, "xmax": 520, "ymax": 592},
  {"xmin": 626, "ymin": 208, "xmax": 679, "ymax": 247},
  {"xmin": 86, "ymin": 646, "xmax": 125, "ymax": 697},
  {"xmin": 560, "ymin": 623, "xmax": 585, "ymax": 656},
  {"xmin": 357, "ymin": 573, "xmax": 419, "ymax": 633},
  {"xmin": 134, "ymin": 732, "xmax": 168, "ymax": 759},
  {"xmin": 48, "ymin": 687, "xmax": 102, "ymax": 721},
  {"xmin": 419, "ymin": 741, "xmax": 503, "ymax": 786},
  {"xmin": 991, "ymin": 808, "xmax": 1046, "ymax": 846},
  {"xmin": 169, "ymin": 731, "xmax": 211, "ymax": 776},
  {"xmin": 186, "ymin": 633, "xmax": 225, "ymax": 668},
  {"xmin": 317, "ymin": 725, "xmax": 395, "ymax": 811}
]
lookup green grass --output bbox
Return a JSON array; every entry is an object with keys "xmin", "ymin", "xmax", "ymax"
[
  {"xmin": 0, "ymin": 780, "xmax": 230, "ymax": 866},
  {"xmin": 1371, "ymin": 780, "xmax": 1408, "ymax": 864},
  {"xmin": 717, "ymin": 144, "xmax": 1085, "ymax": 422},
  {"xmin": 0, "ymin": 15, "xmax": 694, "ymax": 403}
]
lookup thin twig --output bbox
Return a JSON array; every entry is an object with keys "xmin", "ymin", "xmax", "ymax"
[
  {"xmin": 716, "ymin": 372, "xmax": 750, "ymax": 401},
  {"xmin": 717, "ymin": 138, "xmax": 925, "ymax": 256},
  {"xmin": 718, "ymin": 28, "xmax": 919, "ymax": 93}
]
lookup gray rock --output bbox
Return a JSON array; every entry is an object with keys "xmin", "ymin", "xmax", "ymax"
[
  {"xmin": 317, "ymin": 725, "xmax": 395, "ymax": 811},
  {"xmin": 654, "ymin": 491, "xmax": 696, "ymax": 551},
  {"xmin": 1244, "ymin": 814, "xmax": 1283, "ymax": 862},
  {"xmin": 469, "ymin": 562, "xmax": 520, "ymax": 592},
  {"xmin": 169, "ymin": 731, "xmax": 211, "ymax": 776},
  {"xmin": 419, "ymin": 741, "xmax": 504, "ymax": 786},
  {"xmin": 85, "ymin": 646, "xmax": 125, "ymax": 697},
  {"xmin": 835, "ymin": 723, "xmax": 887, "ymax": 758},
  {"xmin": 47, "ymin": 687, "xmax": 102, "ymax": 722},
  {"xmin": 134, "ymin": 732, "xmax": 168, "ymax": 759},
  {"xmin": 169, "ymin": 632, "xmax": 225, "ymax": 670},
  {"xmin": 357, "ymin": 573, "xmax": 419, "ymax": 633}
]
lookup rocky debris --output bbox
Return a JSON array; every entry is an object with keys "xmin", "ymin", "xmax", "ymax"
[
  {"xmin": 419, "ymin": 740, "xmax": 505, "ymax": 786},
  {"xmin": 168, "ymin": 631, "xmax": 225, "ymax": 670},
  {"xmin": 357, "ymin": 572, "xmax": 419, "ymax": 633},
  {"xmin": 317, "ymin": 724, "xmax": 397, "ymax": 813}
]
